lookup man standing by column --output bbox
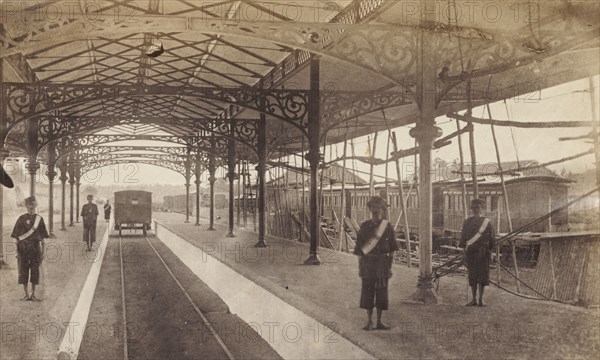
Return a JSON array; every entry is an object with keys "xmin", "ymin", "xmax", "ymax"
[
  {"xmin": 353, "ymin": 196, "xmax": 398, "ymax": 331},
  {"xmin": 460, "ymin": 198, "xmax": 495, "ymax": 307},
  {"xmin": 81, "ymin": 195, "xmax": 99, "ymax": 251},
  {"xmin": 12, "ymin": 196, "xmax": 49, "ymax": 301}
]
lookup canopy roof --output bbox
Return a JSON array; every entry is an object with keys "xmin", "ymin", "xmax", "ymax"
[{"xmin": 1, "ymin": 0, "xmax": 598, "ymax": 175}]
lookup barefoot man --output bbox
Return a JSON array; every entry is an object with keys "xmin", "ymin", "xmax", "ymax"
[
  {"xmin": 12, "ymin": 196, "xmax": 49, "ymax": 301},
  {"xmin": 353, "ymin": 196, "xmax": 398, "ymax": 330},
  {"xmin": 460, "ymin": 198, "xmax": 495, "ymax": 307}
]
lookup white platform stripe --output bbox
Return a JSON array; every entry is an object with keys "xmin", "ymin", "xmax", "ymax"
[{"xmin": 56, "ymin": 221, "xmax": 111, "ymax": 360}]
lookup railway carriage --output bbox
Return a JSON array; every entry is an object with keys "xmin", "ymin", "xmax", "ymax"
[
  {"xmin": 163, "ymin": 192, "xmax": 227, "ymax": 214},
  {"xmin": 114, "ymin": 190, "xmax": 152, "ymax": 236},
  {"xmin": 321, "ymin": 173, "xmax": 570, "ymax": 235}
]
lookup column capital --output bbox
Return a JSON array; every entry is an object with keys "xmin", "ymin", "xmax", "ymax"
[
  {"xmin": 26, "ymin": 161, "xmax": 40, "ymax": 173},
  {"xmin": 184, "ymin": 183, "xmax": 191, "ymax": 188},
  {"xmin": 409, "ymin": 125, "xmax": 442, "ymax": 145},
  {"xmin": 46, "ymin": 170, "xmax": 57, "ymax": 180},
  {"xmin": 208, "ymin": 176, "xmax": 217, "ymax": 183},
  {"xmin": 226, "ymin": 172, "xmax": 237, "ymax": 181},
  {"xmin": 304, "ymin": 150, "xmax": 321, "ymax": 166}
]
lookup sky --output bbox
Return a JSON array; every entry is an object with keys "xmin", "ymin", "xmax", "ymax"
[{"xmin": 4, "ymin": 75, "xmax": 599, "ymax": 187}]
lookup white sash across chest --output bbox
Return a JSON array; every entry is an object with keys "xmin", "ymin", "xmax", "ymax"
[
  {"xmin": 465, "ymin": 217, "xmax": 491, "ymax": 249},
  {"xmin": 361, "ymin": 219, "xmax": 389, "ymax": 255},
  {"xmin": 18, "ymin": 215, "xmax": 41, "ymax": 242}
]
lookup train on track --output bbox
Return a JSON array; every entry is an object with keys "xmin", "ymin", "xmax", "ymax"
[{"xmin": 114, "ymin": 190, "xmax": 153, "ymax": 236}]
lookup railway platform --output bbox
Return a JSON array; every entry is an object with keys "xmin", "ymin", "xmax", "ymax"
[
  {"xmin": 0, "ymin": 221, "xmax": 108, "ymax": 360},
  {"xmin": 1, "ymin": 214, "xmax": 598, "ymax": 359},
  {"xmin": 153, "ymin": 212, "xmax": 599, "ymax": 360}
]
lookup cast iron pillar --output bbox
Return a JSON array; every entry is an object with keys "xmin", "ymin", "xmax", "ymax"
[
  {"xmin": 68, "ymin": 162, "xmax": 75, "ymax": 227},
  {"xmin": 26, "ymin": 117, "xmax": 39, "ymax": 197},
  {"xmin": 207, "ymin": 154, "xmax": 217, "ymax": 231},
  {"xmin": 75, "ymin": 169, "xmax": 81, "ymax": 223},
  {"xmin": 46, "ymin": 166, "xmax": 57, "ymax": 237},
  {"xmin": 304, "ymin": 58, "xmax": 321, "ymax": 265},
  {"xmin": 242, "ymin": 161, "xmax": 248, "ymax": 228},
  {"xmin": 226, "ymin": 121, "xmax": 236, "ymax": 238},
  {"xmin": 59, "ymin": 163, "xmax": 68, "ymax": 231},
  {"xmin": 0, "ymin": 148, "xmax": 10, "ymax": 266},
  {"xmin": 236, "ymin": 159, "xmax": 241, "ymax": 228},
  {"xmin": 255, "ymin": 112, "xmax": 268, "ymax": 247},
  {"xmin": 46, "ymin": 144, "xmax": 57, "ymax": 237},
  {"xmin": 46, "ymin": 134, "xmax": 57, "ymax": 237},
  {"xmin": 184, "ymin": 151, "xmax": 192, "ymax": 223},
  {"xmin": 26, "ymin": 160, "xmax": 40, "ymax": 198},
  {"xmin": 409, "ymin": 125, "xmax": 442, "ymax": 304},
  {"xmin": 0, "ymin": 52, "xmax": 6, "ymax": 266},
  {"xmin": 408, "ymin": 1, "xmax": 442, "ymax": 304},
  {"xmin": 195, "ymin": 157, "xmax": 202, "ymax": 226},
  {"xmin": 184, "ymin": 182, "xmax": 191, "ymax": 223}
]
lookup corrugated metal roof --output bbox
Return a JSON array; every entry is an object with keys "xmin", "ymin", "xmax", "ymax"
[{"xmin": 269, "ymin": 163, "xmax": 367, "ymax": 186}]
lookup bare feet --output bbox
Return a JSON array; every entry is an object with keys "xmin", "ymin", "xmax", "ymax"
[
  {"xmin": 29, "ymin": 295, "xmax": 41, "ymax": 301},
  {"xmin": 478, "ymin": 301, "xmax": 487, "ymax": 307},
  {"xmin": 363, "ymin": 322, "xmax": 372, "ymax": 331},
  {"xmin": 20, "ymin": 294, "xmax": 30, "ymax": 301},
  {"xmin": 465, "ymin": 300, "xmax": 477, "ymax": 307},
  {"xmin": 376, "ymin": 323, "xmax": 390, "ymax": 330}
]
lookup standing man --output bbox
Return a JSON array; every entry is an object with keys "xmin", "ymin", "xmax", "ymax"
[
  {"xmin": 12, "ymin": 196, "xmax": 49, "ymax": 301},
  {"xmin": 104, "ymin": 199, "xmax": 112, "ymax": 222},
  {"xmin": 353, "ymin": 196, "xmax": 398, "ymax": 331},
  {"xmin": 81, "ymin": 195, "xmax": 99, "ymax": 251},
  {"xmin": 460, "ymin": 198, "xmax": 495, "ymax": 307}
]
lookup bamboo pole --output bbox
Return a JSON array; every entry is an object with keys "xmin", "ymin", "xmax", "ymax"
[
  {"xmin": 548, "ymin": 240, "xmax": 557, "ymax": 300},
  {"xmin": 392, "ymin": 132, "xmax": 412, "ymax": 268},
  {"xmin": 449, "ymin": 112, "xmax": 595, "ymax": 128},
  {"xmin": 350, "ymin": 138, "xmax": 358, "ymax": 222},
  {"xmin": 414, "ymin": 138, "xmax": 419, "ymax": 208},
  {"xmin": 242, "ymin": 161, "xmax": 247, "ymax": 228},
  {"xmin": 369, "ymin": 132, "xmax": 378, "ymax": 196},
  {"xmin": 384, "ymin": 131, "xmax": 390, "ymax": 219},
  {"xmin": 253, "ymin": 175, "xmax": 258, "ymax": 232},
  {"xmin": 456, "ymin": 120, "xmax": 468, "ymax": 219},
  {"xmin": 496, "ymin": 209, "xmax": 501, "ymax": 286},
  {"xmin": 548, "ymin": 196, "xmax": 552, "ymax": 232},
  {"xmin": 301, "ymin": 140, "xmax": 306, "ymax": 242},
  {"xmin": 488, "ymin": 104, "xmax": 519, "ymax": 292},
  {"xmin": 339, "ymin": 136, "xmax": 348, "ymax": 252},
  {"xmin": 468, "ymin": 121, "xmax": 479, "ymax": 199},
  {"xmin": 319, "ymin": 133, "xmax": 327, "ymax": 217},
  {"xmin": 589, "ymin": 77, "xmax": 600, "ymax": 220}
]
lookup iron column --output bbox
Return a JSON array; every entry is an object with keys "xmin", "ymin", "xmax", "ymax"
[
  {"xmin": 226, "ymin": 120, "xmax": 236, "ymax": 238},
  {"xmin": 59, "ymin": 163, "xmax": 68, "ymax": 231},
  {"xmin": 207, "ymin": 153, "xmax": 216, "ymax": 231},
  {"xmin": 304, "ymin": 58, "xmax": 321, "ymax": 265},
  {"xmin": 68, "ymin": 161, "xmax": 75, "ymax": 226},
  {"xmin": 408, "ymin": 1, "xmax": 442, "ymax": 303},
  {"xmin": 195, "ymin": 155, "xmax": 202, "ymax": 226},
  {"xmin": 255, "ymin": 112, "xmax": 268, "ymax": 247}
]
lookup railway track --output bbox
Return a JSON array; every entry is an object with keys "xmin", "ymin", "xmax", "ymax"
[
  {"xmin": 76, "ymin": 231, "xmax": 280, "ymax": 360},
  {"xmin": 116, "ymin": 234, "xmax": 238, "ymax": 360},
  {"xmin": 108, "ymin": 231, "xmax": 277, "ymax": 360}
]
